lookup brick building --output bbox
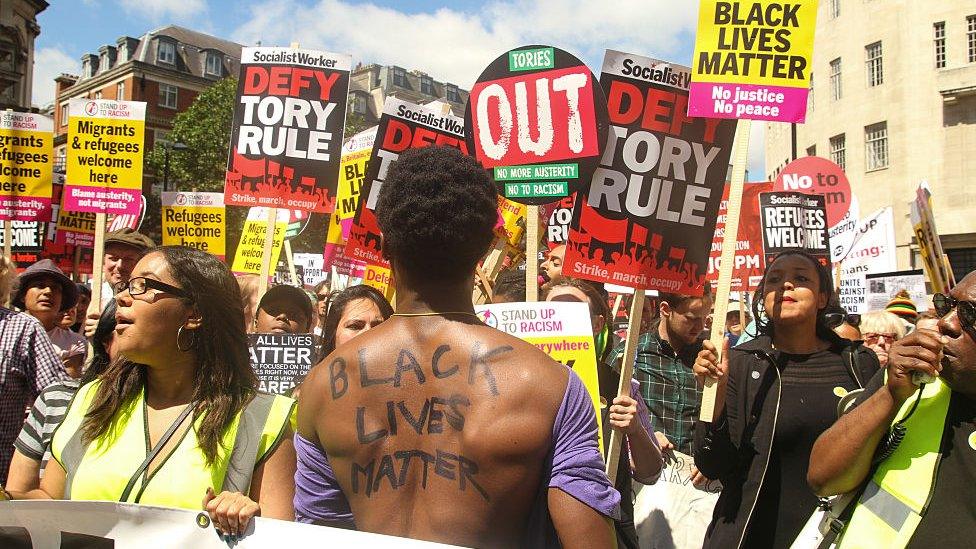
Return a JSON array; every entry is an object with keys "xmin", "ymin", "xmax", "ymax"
[{"xmin": 0, "ymin": 0, "xmax": 47, "ymax": 110}]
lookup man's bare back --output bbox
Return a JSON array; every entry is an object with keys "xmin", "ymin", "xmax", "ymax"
[{"xmin": 299, "ymin": 316, "xmax": 586, "ymax": 546}]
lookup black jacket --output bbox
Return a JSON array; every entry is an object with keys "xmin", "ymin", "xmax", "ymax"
[{"xmin": 692, "ymin": 333, "xmax": 879, "ymax": 548}]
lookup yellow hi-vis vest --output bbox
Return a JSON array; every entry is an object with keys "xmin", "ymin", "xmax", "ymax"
[
  {"xmin": 836, "ymin": 378, "xmax": 952, "ymax": 549},
  {"xmin": 50, "ymin": 381, "xmax": 295, "ymax": 510}
]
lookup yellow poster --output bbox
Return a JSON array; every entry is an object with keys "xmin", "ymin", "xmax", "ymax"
[
  {"xmin": 496, "ymin": 196, "xmax": 526, "ymax": 248},
  {"xmin": 475, "ymin": 301, "xmax": 604, "ymax": 452},
  {"xmin": 65, "ymin": 99, "xmax": 145, "ymax": 215},
  {"xmin": 362, "ymin": 264, "xmax": 395, "ymax": 301},
  {"xmin": 162, "ymin": 191, "xmax": 226, "ymax": 258},
  {"xmin": 232, "ymin": 207, "xmax": 287, "ymax": 275},
  {"xmin": 0, "ymin": 111, "xmax": 53, "ymax": 220},
  {"xmin": 910, "ymin": 182, "xmax": 953, "ymax": 293}
]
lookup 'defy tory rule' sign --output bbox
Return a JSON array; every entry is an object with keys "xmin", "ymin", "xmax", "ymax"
[
  {"xmin": 759, "ymin": 190, "xmax": 829, "ymax": 264},
  {"xmin": 563, "ymin": 50, "xmax": 736, "ymax": 295},
  {"xmin": 0, "ymin": 111, "xmax": 53, "ymax": 220},
  {"xmin": 225, "ymin": 47, "xmax": 352, "ymax": 213},
  {"xmin": 64, "ymin": 99, "xmax": 146, "ymax": 215},
  {"xmin": 688, "ymin": 0, "xmax": 818, "ymax": 123},
  {"xmin": 465, "ymin": 45, "xmax": 608, "ymax": 205}
]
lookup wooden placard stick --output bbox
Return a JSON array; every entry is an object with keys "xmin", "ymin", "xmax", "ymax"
[
  {"xmin": 87, "ymin": 212, "xmax": 106, "ymax": 316},
  {"xmin": 473, "ymin": 238, "xmax": 507, "ymax": 304},
  {"xmin": 610, "ymin": 293, "xmax": 624, "ymax": 322},
  {"xmin": 605, "ymin": 289, "xmax": 645, "ymax": 484},
  {"xmin": 525, "ymin": 205, "xmax": 540, "ymax": 302},
  {"xmin": 284, "ymin": 239, "xmax": 299, "ymax": 286},
  {"xmin": 2, "ymin": 222, "xmax": 10, "ymax": 261},
  {"xmin": 257, "ymin": 207, "xmax": 277, "ymax": 298},
  {"xmin": 700, "ymin": 119, "xmax": 751, "ymax": 423},
  {"xmin": 739, "ymin": 291, "xmax": 747, "ymax": 329}
]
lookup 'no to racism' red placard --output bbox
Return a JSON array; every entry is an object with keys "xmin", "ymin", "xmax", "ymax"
[
  {"xmin": 563, "ymin": 50, "xmax": 737, "ymax": 295},
  {"xmin": 225, "ymin": 47, "xmax": 352, "ymax": 213},
  {"xmin": 706, "ymin": 181, "xmax": 773, "ymax": 292},
  {"xmin": 465, "ymin": 45, "xmax": 608, "ymax": 206},
  {"xmin": 759, "ymin": 190, "xmax": 829, "ymax": 265},
  {"xmin": 345, "ymin": 98, "xmax": 468, "ymax": 267}
]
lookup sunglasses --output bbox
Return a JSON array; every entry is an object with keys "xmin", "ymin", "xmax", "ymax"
[
  {"xmin": 933, "ymin": 293, "xmax": 976, "ymax": 330},
  {"xmin": 825, "ymin": 312, "xmax": 861, "ymax": 329}
]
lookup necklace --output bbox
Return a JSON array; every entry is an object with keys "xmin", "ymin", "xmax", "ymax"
[{"xmin": 391, "ymin": 311, "xmax": 481, "ymax": 319}]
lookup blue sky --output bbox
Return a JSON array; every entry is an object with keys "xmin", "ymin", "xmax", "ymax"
[{"xmin": 34, "ymin": 0, "xmax": 765, "ymax": 177}]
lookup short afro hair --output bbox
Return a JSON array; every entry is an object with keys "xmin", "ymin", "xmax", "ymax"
[{"xmin": 375, "ymin": 145, "xmax": 498, "ymax": 282}]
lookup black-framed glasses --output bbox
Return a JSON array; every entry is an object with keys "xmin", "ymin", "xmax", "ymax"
[
  {"xmin": 116, "ymin": 277, "xmax": 191, "ymax": 300},
  {"xmin": 933, "ymin": 293, "xmax": 976, "ymax": 330}
]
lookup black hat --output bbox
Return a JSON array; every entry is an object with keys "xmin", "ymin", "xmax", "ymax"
[
  {"xmin": 104, "ymin": 228, "xmax": 155, "ymax": 253},
  {"xmin": 258, "ymin": 285, "xmax": 314, "ymax": 322},
  {"xmin": 13, "ymin": 259, "xmax": 78, "ymax": 311}
]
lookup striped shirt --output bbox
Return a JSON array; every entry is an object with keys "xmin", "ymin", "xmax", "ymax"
[{"xmin": 14, "ymin": 379, "xmax": 81, "ymax": 475}]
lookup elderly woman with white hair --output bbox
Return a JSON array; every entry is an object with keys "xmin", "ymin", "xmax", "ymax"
[{"xmin": 858, "ymin": 310, "xmax": 907, "ymax": 367}]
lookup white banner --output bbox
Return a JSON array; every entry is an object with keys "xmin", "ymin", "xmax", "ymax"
[
  {"xmin": 865, "ymin": 269, "xmax": 928, "ymax": 313},
  {"xmin": 0, "ymin": 500, "xmax": 458, "ymax": 548},
  {"xmin": 837, "ymin": 207, "xmax": 898, "ymax": 314},
  {"xmin": 633, "ymin": 451, "xmax": 720, "ymax": 549}
]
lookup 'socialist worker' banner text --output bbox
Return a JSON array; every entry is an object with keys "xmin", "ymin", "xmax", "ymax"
[
  {"xmin": 65, "ymin": 99, "xmax": 146, "ymax": 215},
  {"xmin": 232, "ymin": 207, "xmax": 288, "ymax": 275},
  {"xmin": 0, "ymin": 111, "xmax": 53, "ymax": 220},
  {"xmin": 465, "ymin": 45, "xmax": 608, "ymax": 206},
  {"xmin": 346, "ymin": 98, "xmax": 468, "ymax": 267},
  {"xmin": 759, "ymin": 191, "xmax": 829, "ymax": 264},
  {"xmin": 688, "ymin": 0, "xmax": 818, "ymax": 123},
  {"xmin": 162, "ymin": 192, "xmax": 225, "ymax": 259},
  {"xmin": 225, "ymin": 47, "xmax": 352, "ymax": 213},
  {"xmin": 564, "ymin": 51, "xmax": 736, "ymax": 296}
]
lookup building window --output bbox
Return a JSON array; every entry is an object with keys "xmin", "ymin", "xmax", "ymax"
[
  {"xmin": 83, "ymin": 61, "xmax": 93, "ymax": 79},
  {"xmin": 392, "ymin": 67, "xmax": 406, "ymax": 88},
  {"xmin": 830, "ymin": 133, "xmax": 846, "ymax": 170},
  {"xmin": 806, "ymin": 145, "xmax": 817, "ymax": 157},
  {"xmin": 158, "ymin": 40, "xmax": 176, "ymax": 65},
  {"xmin": 829, "ymin": 58, "xmax": 842, "ymax": 100},
  {"xmin": 94, "ymin": 91, "xmax": 102, "ymax": 100},
  {"xmin": 865, "ymin": 42, "xmax": 883, "ymax": 86},
  {"xmin": 350, "ymin": 94, "xmax": 366, "ymax": 115},
  {"xmin": 117, "ymin": 81, "xmax": 125, "ymax": 100},
  {"xmin": 968, "ymin": 15, "xmax": 976, "ymax": 63},
  {"xmin": 205, "ymin": 52, "xmax": 222, "ymax": 76},
  {"xmin": 935, "ymin": 22, "xmax": 946, "ymax": 68},
  {"xmin": 445, "ymin": 84, "xmax": 460, "ymax": 103},
  {"xmin": 60, "ymin": 104, "xmax": 68, "ymax": 126},
  {"xmin": 865, "ymin": 122, "xmax": 888, "ymax": 171},
  {"xmin": 829, "ymin": 0, "xmax": 840, "ymax": 19},
  {"xmin": 159, "ymin": 83, "xmax": 178, "ymax": 109},
  {"xmin": 420, "ymin": 76, "xmax": 434, "ymax": 96},
  {"xmin": 947, "ymin": 248, "xmax": 976, "ymax": 283},
  {"xmin": 100, "ymin": 53, "xmax": 110, "ymax": 72}
]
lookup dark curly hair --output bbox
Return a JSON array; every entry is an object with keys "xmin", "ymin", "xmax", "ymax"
[
  {"xmin": 751, "ymin": 251, "xmax": 836, "ymax": 341},
  {"xmin": 374, "ymin": 145, "xmax": 498, "ymax": 282}
]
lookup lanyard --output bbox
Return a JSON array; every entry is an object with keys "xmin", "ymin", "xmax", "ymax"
[{"xmin": 120, "ymin": 399, "xmax": 197, "ymax": 502}]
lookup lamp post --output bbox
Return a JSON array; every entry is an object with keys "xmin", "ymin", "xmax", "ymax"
[{"xmin": 162, "ymin": 141, "xmax": 189, "ymax": 192}]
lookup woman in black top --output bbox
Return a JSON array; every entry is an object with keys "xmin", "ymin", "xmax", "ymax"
[{"xmin": 692, "ymin": 251, "xmax": 879, "ymax": 548}]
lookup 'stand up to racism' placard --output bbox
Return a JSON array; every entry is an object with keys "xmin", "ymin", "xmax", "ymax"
[
  {"xmin": 225, "ymin": 47, "xmax": 352, "ymax": 213},
  {"xmin": 248, "ymin": 333, "xmax": 315, "ymax": 394},
  {"xmin": 64, "ymin": 99, "xmax": 146, "ymax": 215},
  {"xmin": 759, "ymin": 191, "xmax": 829, "ymax": 264},
  {"xmin": 563, "ymin": 51, "xmax": 736, "ymax": 295},
  {"xmin": 465, "ymin": 45, "xmax": 608, "ymax": 206},
  {"xmin": 0, "ymin": 111, "xmax": 53, "ymax": 220},
  {"xmin": 161, "ymin": 192, "xmax": 225, "ymax": 259},
  {"xmin": 688, "ymin": 0, "xmax": 818, "ymax": 123},
  {"xmin": 232, "ymin": 207, "xmax": 288, "ymax": 275},
  {"xmin": 345, "ymin": 98, "xmax": 468, "ymax": 267}
]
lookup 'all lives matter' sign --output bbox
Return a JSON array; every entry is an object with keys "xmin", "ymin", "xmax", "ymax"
[
  {"xmin": 465, "ymin": 45, "xmax": 608, "ymax": 205},
  {"xmin": 248, "ymin": 333, "xmax": 315, "ymax": 394}
]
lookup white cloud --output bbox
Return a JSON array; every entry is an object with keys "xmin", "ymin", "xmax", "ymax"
[
  {"xmin": 116, "ymin": 0, "xmax": 207, "ymax": 20},
  {"xmin": 32, "ymin": 47, "xmax": 79, "ymax": 108}
]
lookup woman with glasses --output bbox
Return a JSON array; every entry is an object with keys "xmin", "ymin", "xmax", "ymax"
[
  {"xmin": 2, "ymin": 247, "xmax": 296, "ymax": 539},
  {"xmin": 692, "ymin": 251, "xmax": 880, "ymax": 548},
  {"xmin": 858, "ymin": 311, "xmax": 906, "ymax": 367}
]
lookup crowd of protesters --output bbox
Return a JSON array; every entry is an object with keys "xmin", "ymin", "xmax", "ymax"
[{"xmin": 0, "ymin": 146, "xmax": 972, "ymax": 548}]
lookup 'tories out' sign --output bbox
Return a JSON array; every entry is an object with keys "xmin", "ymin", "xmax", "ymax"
[
  {"xmin": 161, "ymin": 192, "xmax": 225, "ymax": 258},
  {"xmin": 465, "ymin": 45, "xmax": 608, "ymax": 205},
  {"xmin": 0, "ymin": 111, "xmax": 53, "ymax": 220},
  {"xmin": 688, "ymin": 0, "xmax": 818, "ymax": 123}
]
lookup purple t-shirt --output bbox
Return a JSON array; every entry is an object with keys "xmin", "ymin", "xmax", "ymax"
[{"xmin": 294, "ymin": 369, "xmax": 620, "ymax": 542}]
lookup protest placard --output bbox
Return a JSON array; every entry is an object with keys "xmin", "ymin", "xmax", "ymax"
[
  {"xmin": 774, "ymin": 156, "xmax": 858, "ymax": 262},
  {"xmin": 0, "ymin": 111, "xmax": 53, "ymax": 221},
  {"xmin": 346, "ymin": 98, "xmax": 468, "ymax": 267},
  {"xmin": 542, "ymin": 195, "xmax": 574, "ymax": 245},
  {"xmin": 706, "ymin": 181, "xmax": 772, "ymax": 292},
  {"xmin": 837, "ymin": 207, "xmax": 897, "ymax": 314},
  {"xmin": 759, "ymin": 191, "xmax": 829, "ymax": 264},
  {"xmin": 465, "ymin": 45, "xmax": 608, "ymax": 206},
  {"xmin": 495, "ymin": 196, "xmax": 528, "ymax": 248},
  {"xmin": 64, "ymin": 99, "xmax": 145, "ymax": 216},
  {"xmin": 248, "ymin": 332, "xmax": 315, "ymax": 394},
  {"xmin": 688, "ymin": 0, "xmax": 818, "ymax": 123},
  {"xmin": 293, "ymin": 252, "xmax": 326, "ymax": 287},
  {"xmin": 911, "ymin": 182, "xmax": 953, "ymax": 294},
  {"xmin": 161, "ymin": 192, "xmax": 225, "ymax": 258},
  {"xmin": 232, "ymin": 207, "xmax": 287, "ymax": 275},
  {"xmin": 273, "ymin": 260, "xmax": 305, "ymax": 286},
  {"xmin": 865, "ymin": 269, "xmax": 928, "ymax": 313},
  {"xmin": 0, "ymin": 221, "xmax": 45, "ymax": 251},
  {"xmin": 634, "ymin": 451, "xmax": 722, "ymax": 549},
  {"xmin": 224, "ymin": 47, "xmax": 352, "ymax": 212},
  {"xmin": 324, "ymin": 127, "xmax": 374, "ymax": 277},
  {"xmin": 564, "ymin": 51, "xmax": 736, "ymax": 296},
  {"xmin": 362, "ymin": 263, "xmax": 394, "ymax": 300},
  {"xmin": 475, "ymin": 301, "xmax": 603, "ymax": 450}
]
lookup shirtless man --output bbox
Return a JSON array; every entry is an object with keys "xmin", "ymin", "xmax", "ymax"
[{"xmin": 298, "ymin": 146, "xmax": 618, "ymax": 547}]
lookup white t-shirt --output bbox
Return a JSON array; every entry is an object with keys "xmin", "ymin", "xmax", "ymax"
[{"xmin": 47, "ymin": 326, "xmax": 87, "ymax": 363}]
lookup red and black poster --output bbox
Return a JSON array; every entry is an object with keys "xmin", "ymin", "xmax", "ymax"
[
  {"xmin": 541, "ymin": 194, "xmax": 575, "ymax": 245},
  {"xmin": 224, "ymin": 47, "xmax": 352, "ymax": 213},
  {"xmin": 465, "ymin": 45, "xmax": 608, "ymax": 206},
  {"xmin": 759, "ymin": 191, "xmax": 830, "ymax": 265},
  {"xmin": 345, "ymin": 98, "xmax": 468, "ymax": 267},
  {"xmin": 706, "ymin": 181, "xmax": 773, "ymax": 292},
  {"xmin": 564, "ymin": 50, "xmax": 737, "ymax": 295}
]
